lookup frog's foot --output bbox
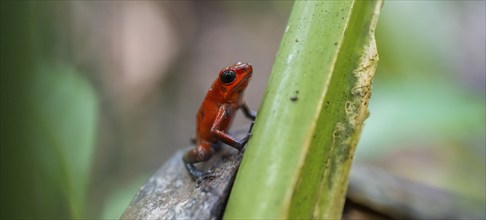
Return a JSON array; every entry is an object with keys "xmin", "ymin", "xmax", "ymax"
[
  {"xmin": 184, "ymin": 163, "xmax": 215, "ymax": 183},
  {"xmin": 184, "ymin": 163, "xmax": 203, "ymax": 180},
  {"xmin": 195, "ymin": 170, "xmax": 216, "ymax": 185},
  {"xmin": 234, "ymin": 122, "xmax": 254, "ymax": 153},
  {"xmin": 236, "ymin": 134, "xmax": 251, "ymax": 153}
]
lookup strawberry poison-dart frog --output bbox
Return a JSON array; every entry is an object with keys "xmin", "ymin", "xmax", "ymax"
[{"xmin": 183, "ymin": 62, "xmax": 256, "ymax": 181}]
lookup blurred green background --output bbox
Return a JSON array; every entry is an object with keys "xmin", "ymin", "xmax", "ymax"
[{"xmin": 1, "ymin": 1, "xmax": 484, "ymax": 219}]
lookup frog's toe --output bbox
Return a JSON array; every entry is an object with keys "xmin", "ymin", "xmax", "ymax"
[
  {"xmin": 195, "ymin": 171, "xmax": 216, "ymax": 185},
  {"xmin": 184, "ymin": 163, "xmax": 205, "ymax": 180},
  {"xmin": 202, "ymin": 170, "xmax": 216, "ymax": 180}
]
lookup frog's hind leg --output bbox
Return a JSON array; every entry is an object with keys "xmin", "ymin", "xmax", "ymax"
[{"xmin": 182, "ymin": 142, "xmax": 214, "ymax": 181}]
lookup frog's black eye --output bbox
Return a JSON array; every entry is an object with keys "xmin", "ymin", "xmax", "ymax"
[{"xmin": 220, "ymin": 70, "xmax": 236, "ymax": 84}]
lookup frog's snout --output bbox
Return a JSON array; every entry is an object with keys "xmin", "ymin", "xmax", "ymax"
[
  {"xmin": 246, "ymin": 64, "xmax": 253, "ymax": 74},
  {"xmin": 233, "ymin": 62, "xmax": 253, "ymax": 75}
]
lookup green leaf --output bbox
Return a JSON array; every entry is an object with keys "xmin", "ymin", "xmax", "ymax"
[
  {"xmin": 101, "ymin": 175, "xmax": 148, "ymax": 219},
  {"xmin": 224, "ymin": 1, "xmax": 383, "ymax": 219},
  {"xmin": 28, "ymin": 63, "xmax": 98, "ymax": 218}
]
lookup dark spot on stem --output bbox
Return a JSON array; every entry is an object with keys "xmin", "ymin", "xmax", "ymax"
[{"xmin": 290, "ymin": 90, "xmax": 299, "ymax": 102}]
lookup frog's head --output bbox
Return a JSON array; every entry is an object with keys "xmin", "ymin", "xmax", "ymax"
[{"xmin": 217, "ymin": 62, "xmax": 253, "ymax": 96}]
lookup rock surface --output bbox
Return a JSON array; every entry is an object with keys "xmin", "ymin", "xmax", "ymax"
[{"xmin": 121, "ymin": 147, "xmax": 241, "ymax": 220}]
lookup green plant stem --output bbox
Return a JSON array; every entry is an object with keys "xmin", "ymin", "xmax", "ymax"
[{"xmin": 224, "ymin": 0, "xmax": 383, "ymax": 219}]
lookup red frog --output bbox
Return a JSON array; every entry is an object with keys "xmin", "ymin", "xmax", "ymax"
[{"xmin": 183, "ymin": 62, "xmax": 256, "ymax": 181}]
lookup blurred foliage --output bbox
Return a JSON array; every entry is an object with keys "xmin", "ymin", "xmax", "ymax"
[
  {"xmin": 27, "ymin": 63, "xmax": 98, "ymax": 218},
  {"xmin": 357, "ymin": 1, "xmax": 485, "ymax": 201},
  {"xmin": 1, "ymin": 2, "xmax": 37, "ymax": 218},
  {"xmin": 100, "ymin": 175, "xmax": 147, "ymax": 219},
  {"xmin": 1, "ymin": 2, "xmax": 97, "ymax": 219}
]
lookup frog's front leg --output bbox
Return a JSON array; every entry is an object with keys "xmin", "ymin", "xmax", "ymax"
[
  {"xmin": 183, "ymin": 142, "xmax": 214, "ymax": 181},
  {"xmin": 240, "ymin": 101, "xmax": 256, "ymax": 138},
  {"xmin": 241, "ymin": 100, "xmax": 256, "ymax": 120},
  {"xmin": 211, "ymin": 105, "xmax": 249, "ymax": 151}
]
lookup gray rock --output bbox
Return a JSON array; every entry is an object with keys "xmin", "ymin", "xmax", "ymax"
[{"xmin": 121, "ymin": 147, "xmax": 241, "ymax": 220}]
